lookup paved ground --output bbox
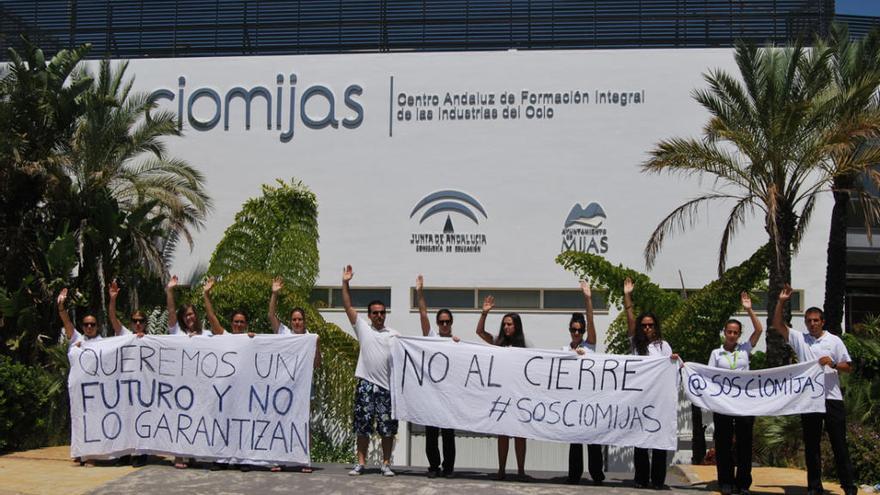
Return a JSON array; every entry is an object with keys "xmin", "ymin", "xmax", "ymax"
[{"xmin": 0, "ymin": 446, "xmax": 855, "ymax": 495}]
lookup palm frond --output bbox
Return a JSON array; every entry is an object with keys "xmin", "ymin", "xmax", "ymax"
[{"xmin": 644, "ymin": 193, "xmax": 741, "ymax": 270}]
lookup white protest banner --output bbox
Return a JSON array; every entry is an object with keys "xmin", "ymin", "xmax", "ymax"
[
  {"xmin": 391, "ymin": 337, "xmax": 679, "ymax": 450},
  {"xmin": 682, "ymin": 361, "xmax": 826, "ymax": 416},
  {"xmin": 68, "ymin": 333, "xmax": 316, "ymax": 464}
]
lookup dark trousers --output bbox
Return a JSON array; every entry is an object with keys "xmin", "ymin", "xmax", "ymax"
[
  {"xmin": 633, "ymin": 447, "xmax": 667, "ymax": 487},
  {"xmin": 801, "ymin": 399, "xmax": 855, "ymax": 493},
  {"xmin": 567, "ymin": 443, "xmax": 605, "ymax": 483},
  {"xmin": 713, "ymin": 413, "xmax": 754, "ymax": 490},
  {"xmin": 425, "ymin": 426, "xmax": 456, "ymax": 473}
]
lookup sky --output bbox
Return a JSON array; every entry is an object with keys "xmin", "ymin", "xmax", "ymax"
[{"xmin": 835, "ymin": 0, "xmax": 880, "ymax": 16}]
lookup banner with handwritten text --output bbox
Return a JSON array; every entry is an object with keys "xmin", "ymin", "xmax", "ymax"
[
  {"xmin": 682, "ymin": 361, "xmax": 826, "ymax": 416},
  {"xmin": 68, "ymin": 334, "xmax": 316, "ymax": 464},
  {"xmin": 391, "ymin": 337, "xmax": 679, "ymax": 450}
]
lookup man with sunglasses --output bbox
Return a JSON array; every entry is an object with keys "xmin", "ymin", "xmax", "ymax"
[
  {"xmin": 415, "ymin": 274, "xmax": 460, "ymax": 479},
  {"xmin": 342, "ymin": 265, "xmax": 400, "ymax": 477}
]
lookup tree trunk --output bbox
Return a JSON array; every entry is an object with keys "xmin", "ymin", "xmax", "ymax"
[
  {"xmin": 765, "ymin": 208, "xmax": 797, "ymax": 368},
  {"xmin": 823, "ymin": 176, "xmax": 851, "ymax": 335}
]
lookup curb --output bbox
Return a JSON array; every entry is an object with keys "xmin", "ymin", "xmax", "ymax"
[{"xmin": 671, "ymin": 464, "xmax": 704, "ymax": 485}]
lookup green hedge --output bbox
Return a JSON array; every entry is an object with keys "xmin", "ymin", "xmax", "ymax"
[{"xmin": 0, "ymin": 355, "xmax": 68, "ymax": 452}]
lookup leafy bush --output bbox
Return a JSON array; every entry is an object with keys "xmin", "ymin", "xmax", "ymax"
[
  {"xmin": 752, "ymin": 414, "xmax": 804, "ymax": 468},
  {"xmin": 848, "ymin": 422, "xmax": 880, "ymax": 484},
  {"xmin": 0, "ymin": 354, "xmax": 68, "ymax": 452}
]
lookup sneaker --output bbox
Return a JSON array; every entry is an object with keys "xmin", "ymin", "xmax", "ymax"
[
  {"xmin": 348, "ymin": 464, "xmax": 365, "ymax": 476},
  {"xmin": 381, "ymin": 464, "xmax": 396, "ymax": 477},
  {"xmin": 427, "ymin": 468, "xmax": 438, "ymax": 479}
]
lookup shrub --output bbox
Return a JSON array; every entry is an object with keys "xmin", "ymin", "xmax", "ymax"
[
  {"xmin": 0, "ymin": 354, "xmax": 68, "ymax": 452},
  {"xmin": 848, "ymin": 422, "xmax": 880, "ymax": 484}
]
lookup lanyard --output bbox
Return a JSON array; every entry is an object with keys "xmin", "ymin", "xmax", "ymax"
[{"xmin": 722, "ymin": 350, "xmax": 739, "ymax": 370}]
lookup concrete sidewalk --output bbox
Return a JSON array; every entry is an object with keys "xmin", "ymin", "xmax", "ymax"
[
  {"xmin": 677, "ymin": 464, "xmax": 850, "ymax": 494},
  {"xmin": 0, "ymin": 446, "xmax": 859, "ymax": 495}
]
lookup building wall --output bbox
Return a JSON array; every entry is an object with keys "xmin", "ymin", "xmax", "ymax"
[{"xmin": 120, "ymin": 47, "xmax": 831, "ymax": 465}]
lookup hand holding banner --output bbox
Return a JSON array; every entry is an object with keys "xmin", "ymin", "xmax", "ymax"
[
  {"xmin": 682, "ymin": 361, "xmax": 826, "ymax": 416},
  {"xmin": 391, "ymin": 336, "xmax": 679, "ymax": 450},
  {"xmin": 68, "ymin": 334, "xmax": 316, "ymax": 464}
]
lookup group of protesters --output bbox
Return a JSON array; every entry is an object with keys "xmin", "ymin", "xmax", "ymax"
[{"xmin": 57, "ymin": 266, "xmax": 856, "ymax": 495}]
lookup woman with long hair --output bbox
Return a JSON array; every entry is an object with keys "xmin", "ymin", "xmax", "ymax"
[
  {"xmin": 564, "ymin": 281, "xmax": 605, "ymax": 485},
  {"xmin": 416, "ymin": 274, "xmax": 460, "ymax": 478},
  {"xmin": 476, "ymin": 295, "xmax": 528, "ymax": 481},
  {"xmin": 623, "ymin": 277, "xmax": 678, "ymax": 489},
  {"xmin": 165, "ymin": 274, "xmax": 201, "ymax": 469}
]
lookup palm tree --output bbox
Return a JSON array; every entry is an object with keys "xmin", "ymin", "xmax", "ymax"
[
  {"xmin": 0, "ymin": 42, "xmax": 92, "ymax": 362},
  {"xmin": 60, "ymin": 60, "xmax": 212, "ymax": 318},
  {"xmin": 820, "ymin": 25, "xmax": 880, "ymax": 334},
  {"xmin": 641, "ymin": 41, "xmax": 880, "ymax": 366}
]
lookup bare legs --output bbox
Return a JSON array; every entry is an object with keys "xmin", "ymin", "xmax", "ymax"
[{"xmin": 495, "ymin": 435, "xmax": 527, "ymax": 479}]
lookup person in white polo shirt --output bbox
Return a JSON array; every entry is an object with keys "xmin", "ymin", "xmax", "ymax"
[
  {"xmin": 772, "ymin": 284, "xmax": 855, "ymax": 495},
  {"xmin": 342, "ymin": 265, "xmax": 400, "ymax": 477},
  {"xmin": 710, "ymin": 292, "xmax": 763, "ymax": 495}
]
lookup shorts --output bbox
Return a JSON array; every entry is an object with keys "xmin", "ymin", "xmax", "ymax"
[{"xmin": 352, "ymin": 378, "xmax": 398, "ymax": 437}]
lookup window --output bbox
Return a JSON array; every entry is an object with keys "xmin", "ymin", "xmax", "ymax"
[
  {"xmin": 410, "ymin": 288, "xmax": 475, "ymax": 309},
  {"xmin": 663, "ymin": 288, "xmax": 804, "ymax": 314},
  {"xmin": 410, "ymin": 288, "xmax": 608, "ymax": 312},
  {"xmin": 310, "ymin": 286, "xmax": 392, "ymax": 309},
  {"xmin": 478, "ymin": 289, "xmax": 540, "ymax": 309}
]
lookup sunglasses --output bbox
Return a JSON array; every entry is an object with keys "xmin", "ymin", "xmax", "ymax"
[
  {"xmin": 82, "ymin": 322, "xmax": 97, "ymax": 328},
  {"xmin": 569, "ymin": 327, "xmax": 585, "ymax": 333},
  {"xmin": 641, "ymin": 323, "xmax": 655, "ymax": 328},
  {"xmin": 370, "ymin": 310, "xmax": 386, "ymax": 316},
  {"xmin": 437, "ymin": 319, "xmax": 453, "ymax": 325},
  {"xmin": 132, "ymin": 318, "xmax": 145, "ymax": 324}
]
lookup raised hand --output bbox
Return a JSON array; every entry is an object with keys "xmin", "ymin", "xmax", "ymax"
[
  {"xmin": 580, "ymin": 280, "xmax": 591, "ymax": 297},
  {"xmin": 482, "ymin": 295, "xmax": 495, "ymax": 313},
  {"xmin": 779, "ymin": 284, "xmax": 793, "ymax": 302},
  {"xmin": 166, "ymin": 275, "xmax": 178, "ymax": 291},
  {"xmin": 109, "ymin": 280, "xmax": 120, "ymax": 299},
  {"xmin": 623, "ymin": 277, "xmax": 634, "ymax": 295},
  {"xmin": 416, "ymin": 274, "xmax": 424, "ymax": 291},
  {"xmin": 203, "ymin": 276, "xmax": 215, "ymax": 294},
  {"xmin": 342, "ymin": 265, "xmax": 353, "ymax": 283},
  {"xmin": 57, "ymin": 288, "xmax": 69, "ymax": 308},
  {"xmin": 740, "ymin": 291, "xmax": 752, "ymax": 311},
  {"xmin": 272, "ymin": 276, "xmax": 284, "ymax": 294}
]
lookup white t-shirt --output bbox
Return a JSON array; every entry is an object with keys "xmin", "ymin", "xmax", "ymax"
[
  {"xmin": 277, "ymin": 323, "xmax": 310, "ymax": 335},
  {"xmin": 708, "ymin": 342, "xmax": 753, "ymax": 371},
  {"xmin": 66, "ymin": 328, "xmax": 103, "ymax": 350},
  {"xmin": 630, "ymin": 337, "xmax": 673, "ymax": 357},
  {"xmin": 118, "ymin": 326, "xmax": 132, "ymax": 336},
  {"xmin": 788, "ymin": 330, "xmax": 851, "ymax": 401},
  {"xmin": 561, "ymin": 339, "xmax": 596, "ymax": 353},
  {"xmin": 168, "ymin": 323, "xmax": 207, "ymax": 336},
  {"xmin": 353, "ymin": 316, "xmax": 399, "ymax": 390},
  {"xmin": 426, "ymin": 327, "xmax": 456, "ymax": 338}
]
